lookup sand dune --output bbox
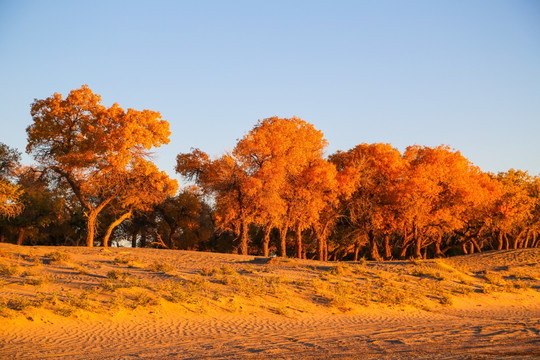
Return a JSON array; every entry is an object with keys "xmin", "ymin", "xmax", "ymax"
[{"xmin": 0, "ymin": 244, "xmax": 538, "ymax": 359}]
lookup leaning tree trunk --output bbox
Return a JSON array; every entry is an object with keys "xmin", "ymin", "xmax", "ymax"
[
  {"xmin": 353, "ymin": 241, "xmax": 360, "ymax": 262},
  {"xmin": 17, "ymin": 227, "xmax": 25, "ymax": 246},
  {"xmin": 103, "ymin": 210, "xmax": 133, "ymax": 247}
]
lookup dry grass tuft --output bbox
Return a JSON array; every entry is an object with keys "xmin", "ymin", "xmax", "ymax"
[
  {"xmin": 45, "ymin": 251, "xmax": 71, "ymax": 264},
  {"xmin": 0, "ymin": 263, "xmax": 20, "ymax": 276}
]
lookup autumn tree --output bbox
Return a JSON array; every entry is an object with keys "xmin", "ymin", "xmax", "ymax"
[
  {"xmin": 399, "ymin": 145, "xmax": 494, "ymax": 258},
  {"xmin": 487, "ymin": 170, "xmax": 535, "ymax": 250},
  {"xmin": 0, "ymin": 143, "xmax": 24, "ymax": 219},
  {"xmin": 233, "ymin": 117, "xmax": 330, "ymax": 258},
  {"xmin": 331, "ymin": 143, "xmax": 405, "ymax": 260},
  {"xmin": 177, "ymin": 150, "xmax": 255, "ymax": 254},
  {"xmin": 101, "ymin": 159, "xmax": 178, "ymax": 247},
  {"xmin": 153, "ymin": 187, "xmax": 214, "ymax": 250},
  {"xmin": 26, "ymin": 85, "xmax": 172, "ymax": 247}
]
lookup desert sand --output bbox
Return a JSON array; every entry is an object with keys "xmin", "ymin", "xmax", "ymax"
[{"xmin": 0, "ymin": 244, "xmax": 538, "ymax": 359}]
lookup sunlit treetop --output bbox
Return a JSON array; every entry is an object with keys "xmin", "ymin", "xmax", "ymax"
[{"xmin": 26, "ymin": 85, "xmax": 170, "ymax": 173}]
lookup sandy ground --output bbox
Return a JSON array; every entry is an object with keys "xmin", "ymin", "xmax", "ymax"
[{"xmin": 0, "ymin": 244, "xmax": 538, "ymax": 359}]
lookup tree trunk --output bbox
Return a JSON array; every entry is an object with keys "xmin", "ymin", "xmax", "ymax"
[
  {"xmin": 316, "ymin": 231, "xmax": 324, "ymax": 261},
  {"xmin": 86, "ymin": 211, "xmax": 98, "ymax": 247},
  {"xmin": 131, "ymin": 231, "xmax": 138, "ymax": 248},
  {"xmin": 462, "ymin": 242, "xmax": 468, "ymax": 255},
  {"xmin": 503, "ymin": 233, "xmax": 510, "ymax": 250},
  {"xmin": 262, "ymin": 226, "xmax": 272, "ymax": 257},
  {"xmin": 523, "ymin": 231, "xmax": 531, "ymax": 248},
  {"xmin": 434, "ymin": 241, "xmax": 443, "ymax": 258},
  {"xmin": 141, "ymin": 228, "xmax": 147, "ymax": 248},
  {"xmin": 497, "ymin": 231, "xmax": 503, "ymax": 250},
  {"xmin": 103, "ymin": 210, "xmax": 133, "ymax": 247},
  {"xmin": 279, "ymin": 225, "xmax": 288, "ymax": 257},
  {"xmin": 384, "ymin": 234, "xmax": 392, "ymax": 260},
  {"xmin": 239, "ymin": 220, "xmax": 249, "ymax": 255},
  {"xmin": 369, "ymin": 230, "xmax": 382, "ymax": 261},
  {"xmin": 399, "ymin": 243, "xmax": 410, "ymax": 259},
  {"xmin": 324, "ymin": 240, "xmax": 328, "ymax": 261},
  {"xmin": 295, "ymin": 226, "xmax": 302, "ymax": 259},
  {"xmin": 469, "ymin": 242, "xmax": 474, "ymax": 254},
  {"xmin": 0, "ymin": 233, "xmax": 5, "ymax": 243},
  {"xmin": 17, "ymin": 227, "xmax": 25, "ymax": 246},
  {"xmin": 354, "ymin": 241, "xmax": 360, "ymax": 262},
  {"xmin": 414, "ymin": 236, "xmax": 422, "ymax": 259}
]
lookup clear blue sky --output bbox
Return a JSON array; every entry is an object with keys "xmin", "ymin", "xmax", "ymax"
[{"xmin": 1, "ymin": 0, "xmax": 539, "ymax": 179}]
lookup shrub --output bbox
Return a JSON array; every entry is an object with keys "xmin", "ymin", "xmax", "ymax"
[
  {"xmin": 5, "ymin": 296, "xmax": 34, "ymax": 311},
  {"xmin": 483, "ymin": 272, "xmax": 505, "ymax": 286},
  {"xmin": 149, "ymin": 261, "xmax": 175, "ymax": 274},
  {"xmin": 0, "ymin": 264, "xmax": 20, "ymax": 276},
  {"xmin": 107, "ymin": 270, "xmax": 128, "ymax": 280},
  {"xmin": 45, "ymin": 251, "xmax": 71, "ymax": 264},
  {"xmin": 24, "ymin": 275, "xmax": 50, "ymax": 286}
]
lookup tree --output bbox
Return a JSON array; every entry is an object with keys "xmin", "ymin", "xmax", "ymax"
[
  {"xmin": 0, "ymin": 143, "xmax": 24, "ymax": 219},
  {"xmin": 26, "ymin": 85, "xmax": 171, "ymax": 247},
  {"xmin": 400, "ymin": 145, "xmax": 491, "ymax": 258},
  {"xmin": 488, "ymin": 170, "xmax": 535, "ymax": 250},
  {"xmin": 101, "ymin": 159, "xmax": 177, "ymax": 247},
  {"xmin": 233, "ymin": 117, "xmax": 329, "ymax": 257},
  {"xmin": 177, "ymin": 150, "xmax": 255, "ymax": 255},
  {"xmin": 332, "ymin": 143, "xmax": 405, "ymax": 260},
  {"xmin": 153, "ymin": 187, "xmax": 214, "ymax": 250}
]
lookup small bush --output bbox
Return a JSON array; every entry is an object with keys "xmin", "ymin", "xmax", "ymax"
[
  {"xmin": 107, "ymin": 270, "xmax": 128, "ymax": 280},
  {"xmin": 217, "ymin": 265, "xmax": 238, "ymax": 276},
  {"xmin": 440, "ymin": 293, "xmax": 454, "ymax": 306},
  {"xmin": 24, "ymin": 275, "xmax": 50, "ymax": 286},
  {"xmin": 130, "ymin": 291, "xmax": 158, "ymax": 308},
  {"xmin": 199, "ymin": 267, "xmax": 213, "ymax": 276},
  {"xmin": 67, "ymin": 290, "xmax": 96, "ymax": 311},
  {"xmin": 113, "ymin": 256, "xmax": 130, "ymax": 265},
  {"xmin": 149, "ymin": 261, "xmax": 175, "ymax": 274},
  {"xmin": 5, "ymin": 296, "xmax": 34, "ymax": 311},
  {"xmin": 127, "ymin": 260, "xmax": 144, "ymax": 268},
  {"xmin": 71, "ymin": 265, "xmax": 89, "ymax": 275},
  {"xmin": 330, "ymin": 264, "xmax": 347, "ymax": 276},
  {"xmin": 484, "ymin": 272, "xmax": 505, "ymax": 286},
  {"xmin": 411, "ymin": 268, "xmax": 445, "ymax": 280},
  {"xmin": 0, "ymin": 263, "xmax": 20, "ymax": 276},
  {"xmin": 45, "ymin": 251, "xmax": 71, "ymax": 264}
]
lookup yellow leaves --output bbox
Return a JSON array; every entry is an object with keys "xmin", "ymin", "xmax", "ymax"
[
  {"xmin": 27, "ymin": 85, "xmax": 171, "ymax": 173},
  {"xmin": 0, "ymin": 180, "xmax": 24, "ymax": 218}
]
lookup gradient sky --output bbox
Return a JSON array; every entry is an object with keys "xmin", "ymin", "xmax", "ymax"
[{"xmin": 1, "ymin": 0, "xmax": 539, "ymax": 179}]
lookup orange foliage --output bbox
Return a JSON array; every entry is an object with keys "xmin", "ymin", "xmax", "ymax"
[{"xmin": 26, "ymin": 85, "xmax": 175, "ymax": 247}]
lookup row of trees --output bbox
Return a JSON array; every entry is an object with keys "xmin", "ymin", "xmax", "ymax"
[
  {"xmin": 1, "ymin": 86, "xmax": 539, "ymax": 260},
  {"xmin": 177, "ymin": 118, "xmax": 540, "ymax": 260}
]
